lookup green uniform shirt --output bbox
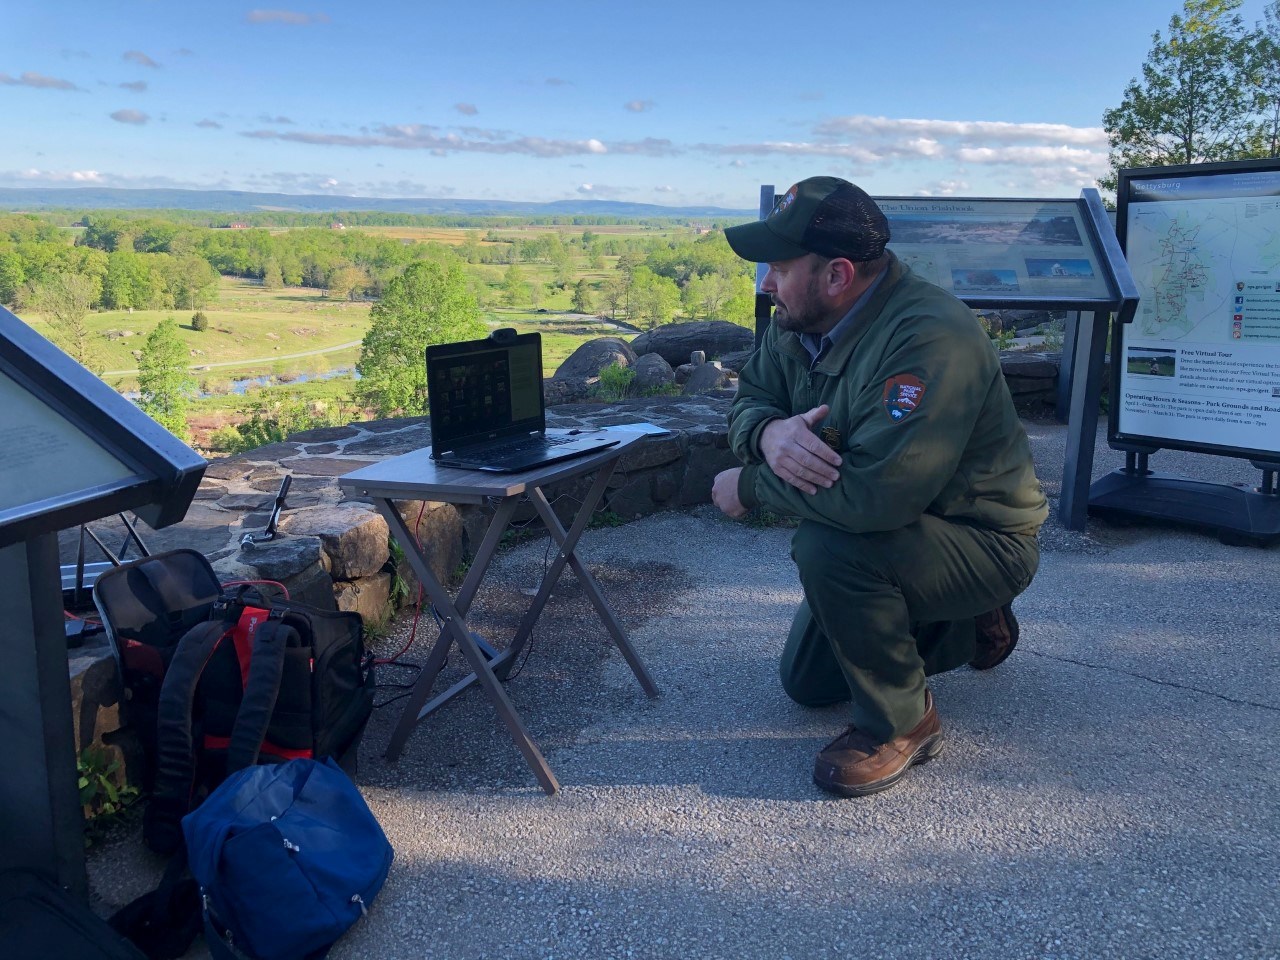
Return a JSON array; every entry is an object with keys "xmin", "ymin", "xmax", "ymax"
[{"xmin": 730, "ymin": 252, "xmax": 1048, "ymax": 536}]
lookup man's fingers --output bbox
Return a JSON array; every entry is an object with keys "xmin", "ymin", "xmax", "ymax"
[
  {"xmin": 782, "ymin": 452, "xmax": 837, "ymax": 490},
  {"xmin": 798, "ymin": 404, "xmax": 830, "ymax": 428},
  {"xmin": 797, "ymin": 434, "xmax": 842, "ymax": 468}
]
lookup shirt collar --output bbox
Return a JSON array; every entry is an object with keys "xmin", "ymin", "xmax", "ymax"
[{"xmin": 799, "ymin": 267, "xmax": 887, "ymax": 364}]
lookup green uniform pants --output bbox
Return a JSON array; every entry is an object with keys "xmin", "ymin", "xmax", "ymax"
[{"xmin": 780, "ymin": 515, "xmax": 1039, "ymax": 743}]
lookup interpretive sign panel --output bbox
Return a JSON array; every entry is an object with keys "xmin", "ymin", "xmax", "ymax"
[
  {"xmin": 878, "ymin": 197, "xmax": 1113, "ymax": 307},
  {"xmin": 0, "ymin": 369, "xmax": 137, "ymax": 516},
  {"xmin": 1113, "ymin": 160, "xmax": 1280, "ymax": 460}
]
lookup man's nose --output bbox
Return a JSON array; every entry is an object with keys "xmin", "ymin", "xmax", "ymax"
[{"xmin": 761, "ymin": 268, "xmax": 777, "ymax": 293}]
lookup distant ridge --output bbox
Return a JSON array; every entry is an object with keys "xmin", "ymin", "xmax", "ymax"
[{"xmin": 0, "ymin": 186, "xmax": 753, "ymax": 218}]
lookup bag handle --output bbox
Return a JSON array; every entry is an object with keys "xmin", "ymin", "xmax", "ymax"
[
  {"xmin": 225, "ymin": 616, "xmax": 296, "ymax": 774},
  {"xmin": 146, "ymin": 619, "xmax": 234, "ymax": 856}
]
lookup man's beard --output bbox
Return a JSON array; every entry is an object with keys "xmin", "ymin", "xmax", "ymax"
[{"xmin": 772, "ymin": 278, "xmax": 829, "ymax": 333}]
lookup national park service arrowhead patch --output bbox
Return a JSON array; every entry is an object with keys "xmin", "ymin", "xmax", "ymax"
[{"xmin": 882, "ymin": 374, "xmax": 926, "ymax": 422}]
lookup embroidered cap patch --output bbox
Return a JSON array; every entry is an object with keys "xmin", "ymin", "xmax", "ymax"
[{"xmin": 882, "ymin": 374, "xmax": 926, "ymax": 422}]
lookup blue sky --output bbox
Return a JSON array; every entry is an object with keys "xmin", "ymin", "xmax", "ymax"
[{"xmin": 1, "ymin": 1, "xmax": 1273, "ymax": 208}]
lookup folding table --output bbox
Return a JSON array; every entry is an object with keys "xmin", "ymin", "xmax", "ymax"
[{"xmin": 338, "ymin": 428, "xmax": 659, "ymax": 794}]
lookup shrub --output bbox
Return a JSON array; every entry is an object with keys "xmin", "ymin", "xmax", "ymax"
[
  {"xmin": 191, "ymin": 311, "xmax": 209, "ymax": 331},
  {"xmin": 596, "ymin": 361, "xmax": 635, "ymax": 401},
  {"xmin": 213, "ymin": 399, "xmax": 354, "ymax": 455}
]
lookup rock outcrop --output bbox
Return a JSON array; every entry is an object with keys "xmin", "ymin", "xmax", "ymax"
[{"xmin": 630, "ymin": 321, "xmax": 754, "ymax": 367}]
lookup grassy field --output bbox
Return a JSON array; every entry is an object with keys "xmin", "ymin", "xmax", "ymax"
[{"xmin": 21, "ymin": 277, "xmax": 372, "ymax": 390}]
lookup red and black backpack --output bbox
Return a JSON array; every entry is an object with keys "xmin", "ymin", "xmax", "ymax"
[{"xmin": 93, "ymin": 549, "xmax": 375, "ymax": 854}]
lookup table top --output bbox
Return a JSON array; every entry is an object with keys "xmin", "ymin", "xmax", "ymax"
[{"xmin": 337, "ymin": 427, "xmax": 645, "ymax": 503}]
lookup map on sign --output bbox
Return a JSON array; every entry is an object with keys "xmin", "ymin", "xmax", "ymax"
[
  {"xmin": 1126, "ymin": 200, "xmax": 1280, "ymax": 343},
  {"xmin": 1115, "ymin": 164, "xmax": 1280, "ymax": 460}
]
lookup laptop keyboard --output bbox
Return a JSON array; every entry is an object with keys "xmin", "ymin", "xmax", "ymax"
[{"xmin": 465, "ymin": 433, "xmax": 576, "ymax": 466}]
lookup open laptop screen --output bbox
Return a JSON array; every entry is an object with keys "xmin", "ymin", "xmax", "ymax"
[{"xmin": 426, "ymin": 332, "xmax": 545, "ymax": 451}]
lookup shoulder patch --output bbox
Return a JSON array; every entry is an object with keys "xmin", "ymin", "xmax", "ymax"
[{"xmin": 882, "ymin": 374, "xmax": 926, "ymax": 422}]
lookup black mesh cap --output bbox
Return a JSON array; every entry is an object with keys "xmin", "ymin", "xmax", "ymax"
[{"xmin": 724, "ymin": 176, "xmax": 891, "ymax": 264}]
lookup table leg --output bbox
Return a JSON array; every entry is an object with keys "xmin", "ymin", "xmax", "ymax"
[
  {"xmin": 501, "ymin": 470, "xmax": 659, "ymax": 698},
  {"xmin": 375, "ymin": 499, "xmax": 560, "ymax": 793},
  {"xmin": 378, "ymin": 497, "xmax": 513, "ymax": 760}
]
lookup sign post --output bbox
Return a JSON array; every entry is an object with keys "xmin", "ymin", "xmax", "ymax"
[
  {"xmin": 0, "ymin": 307, "xmax": 205, "ymax": 899},
  {"xmin": 1088, "ymin": 159, "xmax": 1280, "ymax": 545}
]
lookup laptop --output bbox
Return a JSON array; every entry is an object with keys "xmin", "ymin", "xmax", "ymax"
[{"xmin": 426, "ymin": 330, "xmax": 619, "ymax": 472}]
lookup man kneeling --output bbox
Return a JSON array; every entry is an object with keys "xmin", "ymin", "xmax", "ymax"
[{"xmin": 712, "ymin": 177, "xmax": 1047, "ymax": 797}]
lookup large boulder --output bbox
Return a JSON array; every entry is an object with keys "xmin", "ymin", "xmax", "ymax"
[
  {"xmin": 632, "ymin": 353, "xmax": 675, "ymax": 393},
  {"xmin": 554, "ymin": 337, "xmax": 638, "ymax": 380},
  {"xmin": 630, "ymin": 321, "xmax": 753, "ymax": 367},
  {"xmin": 682, "ymin": 362, "xmax": 734, "ymax": 395},
  {"xmin": 717, "ymin": 348, "xmax": 754, "ymax": 373}
]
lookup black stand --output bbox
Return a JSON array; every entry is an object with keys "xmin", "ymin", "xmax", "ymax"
[{"xmin": 1088, "ymin": 451, "xmax": 1280, "ymax": 546}]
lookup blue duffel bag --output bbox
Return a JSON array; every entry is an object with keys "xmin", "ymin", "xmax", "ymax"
[{"xmin": 183, "ymin": 757, "xmax": 393, "ymax": 960}]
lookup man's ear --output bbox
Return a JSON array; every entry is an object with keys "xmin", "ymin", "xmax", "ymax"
[{"xmin": 824, "ymin": 257, "xmax": 858, "ymax": 296}]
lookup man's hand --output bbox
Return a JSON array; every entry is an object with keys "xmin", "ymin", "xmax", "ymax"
[
  {"xmin": 759, "ymin": 404, "xmax": 842, "ymax": 495},
  {"xmin": 712, "ymin": 467, "xmax": 748, "ymax": 518}
]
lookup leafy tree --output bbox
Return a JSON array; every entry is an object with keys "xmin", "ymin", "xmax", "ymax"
[
  {"xmin": 262, "ymin": 258, "xmax": 284, "ymax": 290},
  {"xmin": 327, "ymin": 265, "xmax": 368, "ymax": 300},
  {"xmin": 720, "ymin": 274, "xmax": 758, "ymax": 328},
  {"xmin": 0, "ymin": 251, "xmax": 24, "ymax": 305},
  {"xmin": 682, "ymin": 272, "xmax": 733, "ymax": 320},
  {"xmin": 501, "ymin": 264, "xmax": 529, "ymax": 307},
  {"xmin": 1101, "ymin": 0, "xmax": 1259, "ymax": 191},
  {"xmin": 33, "ymin": 272, "xmax": 102, "ymax": 370},
  {"xmin": 103, "ymin": 249, "xmax": 164, "ymax": 310},
  {"xmin": 356, "ymin": 261, "xmax": 485, "ymax": 416},
  {"xmin": 601, "ymin": 275, "xmax": 627, "ymax": 320},
  {"xmin": 191, "ymin": 311, "xmax": 209, "ymax": 331},
  {"xmin": 161, "ymin": 254, "xmax": 220, "ymax": 312},
  {"xmin": 1255, "ymin": 1, "xmax": 1280, "ymax": 156},
  {"xmin": 570, "ymin": 278, "xmax": 595, "ymax": 314},
  {"xmin": 137, "ymin": 317, "xmax": 195, "ymax": 440},
  {"xmin": 630, "ymin": 267, "xmax": 680, "ymax": 330}
]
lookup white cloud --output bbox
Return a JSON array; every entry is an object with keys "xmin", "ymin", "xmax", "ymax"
[
  {"xmin": 10, "ymin": 168, "xmax": 106, "ymax": 183},
  {"xmin": 246, "ymin": 10, "xmax": 331, "ymax": 25},
  {"xmin": 119, "ymin": 80, "xmax": 147, "ymax": 93},
  {"xmin": 624, "ymin": 100, "xmax": 654, "ymax": 113},
  {"xmin": 713, "ymin": 114, "xmax": 1109, "ymax": 193},
  {"xmin": 244, "ymin": 124, "xmax": 611, "ymax": 158},
  {"xmin": 814, "ymin": 115, "xmax": 1107, "ymax": 147},
  {"xmin": 577, "ymin": 182, "xmax": 627, "ymax": 199},
  {"xmin": 0, "ymin": 71, "xmax": 81, "ymax": 91},
  {"xmin": 110, "ymin": 109, "xmax": 150, "ymax": 125},
  {"xmin": 196, "ymin": 119, "xmax": 222, "ymax": 129},
  {"xmin": 913, "ymin": 179, "xmax": 971, "ymax": 197},
  {"xmin": 454, "ymin": 103, "xmax": 478, "ymax": 116},
  {"xmin": 123, "ymin": 50, "xmax": 160, "ymax": 68}
]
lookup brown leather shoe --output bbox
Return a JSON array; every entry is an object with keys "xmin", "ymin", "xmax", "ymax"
[
  {"xmin": 813, "ymin": 691, "xmax": 944, "ymax": 797},
  {"xmin": 970, "ymin": 602, "xmax": 1019, "ymax": 670}
]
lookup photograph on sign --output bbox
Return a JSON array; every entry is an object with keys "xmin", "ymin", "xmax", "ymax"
[
  {"xmin": 1114, "ymin": 161, "xmax": 1280, "ymax": 460},
  {"xmin": 877, "ymin": 198, "xmax": 1112, "ymax": 301}
]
